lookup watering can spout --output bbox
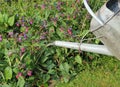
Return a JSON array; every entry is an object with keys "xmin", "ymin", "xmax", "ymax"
[{"xmin": 49, "ymin": 41, "xmax": 113, "ymax": 56}]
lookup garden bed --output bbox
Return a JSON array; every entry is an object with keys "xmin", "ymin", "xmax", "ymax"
[{"xmin": 1, "ymin": 0, "xmax": 119, "ymax": 87}]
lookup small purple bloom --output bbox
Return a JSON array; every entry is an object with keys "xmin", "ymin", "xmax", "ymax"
[
  {"xmin": 0, "ymin": 35, "xmax": 2, "ymax": 42},
  {"xmin": 41, "ymin": 4, "xmax": 46, "ymax": 10},
  {"xmin": 40, "ymin": 35, "xmax": 46, "ymax": 40},
  {"xmin": 8, "ymin": 31, "xmax": 13, "ymax": 37},
  {"xmin": 27, "ymin": 70, "xmax": 32, "ymax": 76},
  {"xmin": 0, "ymin": 37, "xmax": 2, "ymax": 42},
  {"xmin": 56, "ymin": 6, "xmax": 61, "ymax": 10},
  {"xmin": 18, "ymin": 37, "xmax": 22, "ymax": 42},
  {"xmin": 21, "ymin": 23, "xmax": 25, "ymax": 27},
  {"xmin": 56, "ymin": 1, "xmax": 62, "ymax": 10},
  {"xmin": 57, "ymin": 1, "xmax": 62, "ymax": 6},
  {"xmin": 24, "ymin": 33, "xmax": 27, "ymax": 39},
  {"xmin": 67, "ymin": 28, "xmax": 72, "ymax": 35},
  {"xmin": 25, "ymin": 27, "xmax": 29, "ymax": 33},
  {"xmin": 21, "ymin": 19, "xmax": 24, "ymax": 22},
  {"xmin": 16, "ymin": 22, "xmax": 20, "ymax": 27},
  {"xmin": 21, "ymin": 47, "xmax": 25, "ymax": 53},
  {"xmin": 16, "ymin": 72, "xmax": 23, "ymax": 79},
  {"xmin": 29, "ymin": 20, "xmax": 33, "ymax": 25}
]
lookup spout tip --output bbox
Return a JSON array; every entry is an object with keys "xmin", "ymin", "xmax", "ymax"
[{"xmin": 47, "ymin": 42, "xmax": 55, "ymax": 47}]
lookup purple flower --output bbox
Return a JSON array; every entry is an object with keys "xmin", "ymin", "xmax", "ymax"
[
  {"xmin": 21, "ymin": 47, "xmax": 25, "ymax": 53},
  {"xmin": 56, "ymin": 1, "xmax": 62, "ymax": 10},
  {"xmin": 21, "ymin": 19, "xmax": 25, "ymax": 22},
  {"xmin": 29, "ymin": 20, "xmax": 33, "ymax": 25},
  {"xmin": 57, "ymin": 1, "xmax": 62, "ymax": 6},
  {"xmin": 56, "ymin": 5, "xmax": 61, "ymax": 10},
  {"xmin": 27, "ymin": 70, "xmax": 32, "ymax": 76},
  {"xmin": 68, "ymin": 27, "xmax": 72, "ymax": 30},
  {"xmin": 67, "ymin": 28, "xmax": 72, "ymax": 35},
  {"xmin": 21, "ymin": 23, "xmax": 25, "ymax": 27},
  {"xmin": 25, "ymin": 27, "xmax": 29, "ymax": 33},
  {"xmin": 40, "ymin": 35, "xmax": 46, "ymax": 40},
  {"xmin": 73, "ymin": 15, "xmax": 76, "ymax": 19},
  {"xmin": 18, "ymin": 37, "xmax": 22, "ymax": 42},
  {"xmin": 8, "ymin": 31, "xmax": 13, "ymax": 37},
  {"xmin": 16, "ymin": 72, "xmax": 23, "ymax": 79},
  {"xmin": 24, "ymin": 33, "xmax": 27, "ymax": 39},
  {"xmin": 0, "ymin": 38, "xmax": 2, "ymax": 42},
  {"xmin": 0, "ymin": 35, "xmax": 2, "ymax": 42},
  {"xmin": 41, "ymin": 4, "xmax": 46, "ymax": 10},
  {"xmin": 16, "ymin": 22, "xmax": 20, "ymax": 27}
]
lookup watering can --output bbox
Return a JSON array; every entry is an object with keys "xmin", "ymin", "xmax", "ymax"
[{"xmin": 49, "ymin": 0, "xmax": 120, "ymax": 60}]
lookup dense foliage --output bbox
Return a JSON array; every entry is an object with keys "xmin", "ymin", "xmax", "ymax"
[{"xmin": 0, "ymin": 0, "xmax": 105, "ymax": 87}]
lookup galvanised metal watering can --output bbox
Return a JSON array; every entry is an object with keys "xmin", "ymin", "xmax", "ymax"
[{"xmin": 49, "ymin": 0, "xmax": 120, "ymax": 60}]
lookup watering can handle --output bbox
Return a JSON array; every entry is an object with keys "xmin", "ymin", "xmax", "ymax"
[{"xmin": 83, "ymin": 0, "xmax": 104, "ymax": 26}]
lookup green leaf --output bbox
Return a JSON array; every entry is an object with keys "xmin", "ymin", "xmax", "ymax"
[
  {"xmin": 3, "ymin": 13, "xmax": 8, "ymax": 23},
  {"xmin": 8, "ymin": 15, "xmax": 15, "ymax": 26},
  {"xmin": 17, "ymin": 76, "xmax": 25, "ymax": 87},
  {"xmin": 95, "ymin": 39, "xmax": 100, "ymax": 44},
  {"xmin": 0, "ymin": 84, "xmax": 10, "ymax": 87},
  {"xmin": 0, "ymin": 13, "xmax": 3, "ymax": 24},
  {"xmin": 45, "ymin": 10, "xmax": 50, "ymax": 20},
  {"xmin": 41, "ymin": 56, "xmax": 49, "ymax": 63},
  {"xmin": 60, "ymin": 62, "xmax": 70, "ymax": 73},
  {"xmin": 75, "ymin": 55, "xmax": 82, "ymax": 64},
  {"xmin": 63, "ymin": 62, "xmax": 70, "ymax": 73},
  {"xmin": 63, "ymin": 77, "xmax": 69, "ymax": 83},
  {"xmin": 43, "ymin": 74, "xmax": 50, "ymax": 83},
  {"xmin": 20, "ymin": 27, "xmax": 25, "ymax": 32},
  {"xmin": 13, "ymin": 67, "xmax": 19, "ymax": 74},
  {"xmin": 4, "ymin": 66, "xmax": 12, "ymax": 80},
  {"xmin": 48, "ymin": 69, "xmax": 55, "ymax": 74}
]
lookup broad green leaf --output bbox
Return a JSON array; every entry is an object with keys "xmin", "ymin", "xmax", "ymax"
[
  {"xmin": 13, "ymin": 67, "xmax": 19, "ymax": 74},
  {"xmin": 20, "ymin": 27, "xmax": 25, "ymax": 32},
  {"xmin": 75, "ymin": 55, "xmax": 82, "ymax": 64},
  {"xmin": 43, "ymin": 74, "xmax": 50, "ymax": 83},
  {"xmin": 60, "ymin": 62, "xmax": 70, "ymax": 73},
  {"xmin": 0, "ymin": 84, "xmax": 9, "ymax": 87},
  {"xmin": 63, "ymin": 62, "xmax": 70, "ymax": 73},
  {"xmin": 48, "ymin": 69, "xmax": 55, "ymax": 74},
  {"xmin": 17, "ymin": 76, "xmax": 25, "ymax": 87},
  {"xmin": 45, "ymin": 10, "xmax": 50, "ymax": 20},
  {"xmin": 8, "ymin": 15, "xmax": 15, "ymax": 26},
  {"xmin": 3, "ymin": 13, "xmax": 8, "ymax": 23},
  {"xmin": 4, "ymin": 66, "xmax": 12, "ymax": 80},
  {"xmin": 0, "ymin": 13, "xmax": 3, "ymax": 24}
]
